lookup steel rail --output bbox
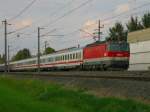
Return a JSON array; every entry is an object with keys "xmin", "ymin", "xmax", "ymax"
[{"xmin": 4, "ymin": 71, "xmax": 150, "ymax": 81}]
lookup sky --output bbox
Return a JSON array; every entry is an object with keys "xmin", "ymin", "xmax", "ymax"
[{"xmin": 0, "ymin": 0, "xmax": 150, "ymax": 57}]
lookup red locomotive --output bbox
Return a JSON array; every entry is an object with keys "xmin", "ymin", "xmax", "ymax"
[{"xmin": 83, "ymin": 41, "xmax": 130, "ymax": 70}]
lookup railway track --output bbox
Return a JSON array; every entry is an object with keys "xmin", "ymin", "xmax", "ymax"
[{"xmin": 3, "ymin": 71, "xmax": 150, "ymax": 81}]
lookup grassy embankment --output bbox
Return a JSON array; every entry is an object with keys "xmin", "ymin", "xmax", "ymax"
[{"xmin": 0, "ymin": 75, "xmax": 150, "ymax": 112}]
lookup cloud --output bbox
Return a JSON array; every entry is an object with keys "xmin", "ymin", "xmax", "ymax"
[
  {"xmin": 115, "ymin": 3, "xmax": 130, "ymax": 14},
  {"xmin": 14, "ymin": 18, "xmax": 32, "ymax": 29},
  {"xmin": 81, "ymin": 19, "xmax": 112, "ymax": 38},
  {"xmin": 81, "ymin": 20, "xmax": 97, "ymax": 38}
]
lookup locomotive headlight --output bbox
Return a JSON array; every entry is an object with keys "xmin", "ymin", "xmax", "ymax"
[{"xmin": 104, "ymin": 52, "xmax": 107, "ymax": 57}]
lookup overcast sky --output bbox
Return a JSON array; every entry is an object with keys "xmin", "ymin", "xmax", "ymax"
[{"xmin": 0, "ymin": 0, "xmax": 150, "ymax": 57}]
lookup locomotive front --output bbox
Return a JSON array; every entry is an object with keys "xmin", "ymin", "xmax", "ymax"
[{"xmin": 104, "ymin": 42, "xmax": 130, "ymax": 70}]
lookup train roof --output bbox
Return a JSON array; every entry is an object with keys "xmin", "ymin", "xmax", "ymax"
[
  {"xmin": 85, "ymin": 41, "xmax": 128, "ymax": 47},
  {"xmin": 128, "ymin": 28, "xmax": 150, "ymax": 43},
  {"xmin": 54, "ymin": 47, "xmax": 82, "ymax": 54},
  {"xmin": 9, "ymin": 47, "xmax": 82, "ymax": 64},
  {"xmin": 86, "ymin": 41, "xmax": 106, "ymax": 47}
]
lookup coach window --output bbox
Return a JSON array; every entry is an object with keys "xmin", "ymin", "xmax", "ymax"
[
  {"xmin": 77, "ymin": 52, "xmax": 80, "ymax": 59},
  {"xmin": 73, "ymin": 53, "xmax": 75, "ymax": 59},
  {"xmin": 60, "ymin": 56, "xmax": 61, "ymax": 61},
  {"xmin": 33, "ymin": 60, "xmax": 36, "ymax": 64},
  {"xmin": 79, "ymin": 52, "xmax": 81, "ymax": 59},
  {"xmin": 67, "ymin": 54, "xmax": 69, "ymax": 60},
  {"xmin": 41, "ymin": 59, "xmax": 43, "ymax": 63},
  {"xmin": 49, "ymin": 58, "xmax": 51, "ymax": 62},
  {"xmin": 57, "ymin": 56, "xmax": 59, "ymax": 61},
  {"xmin": 59, "ymin": 56, "xmax": 60, "ymax": 61},
  {"xmin": 58, "ymin": 56, "xmax": 60, "ymax": 61},
  {"xmin": 51, "ymin": 57, "xmax": 54, "ymax": 62},
  {"xmin": 64, "ymin": 55, "xmax": 66, "ymax": 60},
  {"xmin": 65, "ymin": 55, "xmax": 67, "ymax": 60},
  {"xmin": 66, "ymin": 54, "xmax": 68, "ymax": 60},
  {"xmin": 72, "ymin": 54, "xmax": 74, "ymax": 59},
  {"xmin": 62, "ymin": 56, "xmax": 63, "ymax": 61},
  {"xmin": 75, "ymin": 53, "xmax": 77, "ymax": 59},
  {"xmin": 70, "ymin": 54, "xmax": 72, "ymax": 60},
  {"xmin": 60, "ymin": 56, "xmax": 62, "ymax": 61},
  {"xmin": 69, "ymin": 54, "xmax": 71, "ymax": 60}
]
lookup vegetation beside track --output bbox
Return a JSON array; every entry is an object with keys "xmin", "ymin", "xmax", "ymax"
[{"xmin": 0, "ymin": 75, "xmax": 150, "ymax": 112}]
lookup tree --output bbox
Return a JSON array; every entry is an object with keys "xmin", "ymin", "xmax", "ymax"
[
  {"xmin": 12, "ymin": 48, "xmax": 32, "ymax": 61},
  {"xmin": 108, "ymin": 22, "xmax": 127, "ymax": 42},
  {"xmin": 142, "ymin": 12, "xmax": 150, "ymax": 28},
  {"xmin": 44, "ymin": 47, "xmax": 55, "ymax": 55},
  {"xmin": 126, "ymin": 16, "xmax": 143, "ymax": 32}
]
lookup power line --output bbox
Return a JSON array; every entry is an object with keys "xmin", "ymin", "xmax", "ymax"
[
  {"xmin": 82, "ymin": 1, "xmax": 150, "ymax": 30},
  {"xmin": 9, "ymin": 0, "xmax": 37, "ymax": 21},
  {"xmin": 101, "ymin": 1, "xmax": 150, "ymax": 23},
  {"xmin": 42, "ymin": 0, "xmax": 95, "ymax": 28},
  {"xmin": 41, "ymin": 1, "xmax": 150, "ymax": 42},
  {"xmin": 31, "ymin": 0, "xmax": 75, "ymax": 26},
  {"xmin": 4, "ymin": 0, "xmax": 150, "ymax": 51},
  {"xmin": 7, "ymin": 0, "xmax": 75, "ymax": 36},
  {"xmin": 8, "ymin": 25, "xmax": 30, "ymax": 35}
]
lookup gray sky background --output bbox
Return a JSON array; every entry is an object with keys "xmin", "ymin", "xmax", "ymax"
[{"xmin": 0, "ymin": 0, "xmax": 150, "ymax": 57}]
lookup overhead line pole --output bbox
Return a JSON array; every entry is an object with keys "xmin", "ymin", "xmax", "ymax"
[
  {"xmin": 98, "ymin": 20, "xmax": 101, "ymax": 41},
  {"xmin": 8, "ymin": 45, "xmax": 10, "ymax": 72},
  {"xmin": 98, "ymin": 20, "xmax": 104, "ymax": 41},
  {"xmin": 44, "ymin": 41, "xmax": 48, "ymax": 52},
  {"xmin": 38, "ymin": 27, "xmax": 40, "ymax": 74},
  {"xmin": 2, "ymin": 19, "xmax": 8, "ymax": 73},
  {"xmin": 37, "ymin": 27, "xmax": 44, "ymax": 74}
]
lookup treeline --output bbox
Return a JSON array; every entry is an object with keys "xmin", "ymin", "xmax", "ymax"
[
  {"xmin": 12, "ymin": 47, "xmax": 55, "ymax": 61},
  {"xmin": 107, "ymin": 12, "xmax": 150, "ymax": 41},
  {"xmin": 0, "ymin": 47, "xmax": 55, "ymax": 64}
]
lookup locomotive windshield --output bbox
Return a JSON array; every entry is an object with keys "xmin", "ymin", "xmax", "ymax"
[{"xmin": 108, "ymin": 42, "xmax": 129, "ymax": 51}]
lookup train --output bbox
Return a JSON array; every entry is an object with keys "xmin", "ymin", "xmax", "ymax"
[{"xmin": 0, "ymin": 41, "xmax": 130, "ymax": 72}]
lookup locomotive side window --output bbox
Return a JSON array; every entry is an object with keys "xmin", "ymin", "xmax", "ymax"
[{"xmin": 108, "ymin": 43, "xmax": 129, "ymax": 51}]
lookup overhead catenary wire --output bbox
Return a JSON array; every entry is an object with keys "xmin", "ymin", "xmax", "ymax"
[
  {"xmin": 42, "ymin": 0, "xmax": 95, "ymax": 28},
  {"xmin": 9, "ymin": 0, "xmax": 37, "ymax": 21},
  {"xmin": 7, "ymin": 0, "xmax": 75, "ymax": 36},
  {"xmin": 0, "ymin": 0, "xmax": 37, "ymax": 37},
  {"xmin": 84, "ymin": 1, "xmax": 150, "ymax": 29},
  {"xmin": 31, "ymin": 0, "xmax": 75, "ymax": 26},
  {"xmin": 7, "ymin": 0, "xmax": 94, "ymax": 39},
  {"xmin": 40, "ymin": 0, "xmax": 150, "ymax": 43}
]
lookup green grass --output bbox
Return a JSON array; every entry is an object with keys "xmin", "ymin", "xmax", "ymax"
[{"xmin": 0, "ymin": 75, "xmax": 150, "ymax": 112}]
